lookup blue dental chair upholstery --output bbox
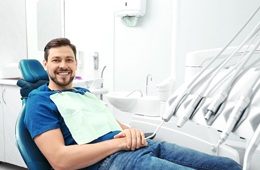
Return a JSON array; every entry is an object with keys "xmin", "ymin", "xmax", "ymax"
[{"xmin": 15, "ymin": 59, "xmax": 52, "ymax": 170}]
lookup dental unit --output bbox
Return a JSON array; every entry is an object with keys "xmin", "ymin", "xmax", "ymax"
[
  {"xmin": 161, "ymin": 5, "xmax": 260, "ymax": 123},
  {"xmin": 177, "ymin": 17, "xmax": 260, "ymax": 128},
  {"xmin": 146, "ymin": 4, "xmax": 260, "ymax": 169}
]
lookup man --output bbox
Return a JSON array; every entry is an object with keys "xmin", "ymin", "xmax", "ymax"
[{"xmin": 25, "ymin": 38, "xmax": 242, "ymax": 170}]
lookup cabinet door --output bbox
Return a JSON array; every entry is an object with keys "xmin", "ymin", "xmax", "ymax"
[
  {"xmin": 2, "ymin": 85, "xmax": 25, "ymax": 167},
  {"xmin": 0, "ymin": 85, "xmax": 4, "ymax": 162}
]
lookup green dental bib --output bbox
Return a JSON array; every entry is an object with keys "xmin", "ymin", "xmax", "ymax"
[{"xmin": 50, "ymin": 91, "xmax": 122, "ymax": 144}]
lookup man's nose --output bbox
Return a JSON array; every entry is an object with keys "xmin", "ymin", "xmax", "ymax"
[{"xmin": 59, "ymin": 60, "xmax": 68, "ymax": 68}]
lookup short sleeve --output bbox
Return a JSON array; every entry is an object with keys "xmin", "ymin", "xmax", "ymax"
[{"xmin": 24, "ymin": 91, "xmax": 60, "ymax": 139}]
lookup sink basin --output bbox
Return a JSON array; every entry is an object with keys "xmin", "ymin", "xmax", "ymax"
[
  {"xmin": 106, "ymin": 91, "xmax": 141, "ymax": 112},
  {"xmin": 106, "ymin": 91, "xmax": 161, "ymax": 116},
  {"xmin": 133, "ymin": 96, "xmax": 161, "ymax": 116}
]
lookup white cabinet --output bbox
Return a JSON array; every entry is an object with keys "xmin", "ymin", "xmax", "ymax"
[
  {"xmin": 0, "ymin": 83, "xmax": 26, "ymax": 167},
  {"xmin": 0, "ymin": 85, "xmax": 5, "ymax": 162}
]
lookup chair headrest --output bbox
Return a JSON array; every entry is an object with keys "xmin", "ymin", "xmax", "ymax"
[
  {"xmin": 19, "ymin": 59, "xmax": 49, "ymax": 83},
  {"xmin": 17, "ymin": 59, "xmax": 49, "ymax": 99}
]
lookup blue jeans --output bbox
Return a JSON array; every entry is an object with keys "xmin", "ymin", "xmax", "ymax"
[{"xmin": 99, "ymin": 139, "xmax": 242, "ymax": 170}]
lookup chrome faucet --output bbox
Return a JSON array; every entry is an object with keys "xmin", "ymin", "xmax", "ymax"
[
  {"xmin": 100, "ymin": 66, "xmax": 107, "ymax": 100},
  {"xmin": 101, "ymin": 66, "xmax": 107, "ymax": 88},
  {"xmin": 146, "ymin": 74, "xmax": 152, "ymax": 96}
]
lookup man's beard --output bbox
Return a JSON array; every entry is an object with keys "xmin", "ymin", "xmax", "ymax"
[{"xmin": 49, "ymin": 75, "xmax": 75, "ymax": 87}]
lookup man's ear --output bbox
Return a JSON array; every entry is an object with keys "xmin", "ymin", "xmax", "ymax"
[{"xmin": 43, "ymin": 60, "xmax": 47, "ymax": 70}]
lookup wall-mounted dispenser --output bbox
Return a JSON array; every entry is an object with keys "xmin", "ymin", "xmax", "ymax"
[
  {"xmin": 116, "ymin": 0, "xmax": 146, "ymax": 17},
  {"xmin": 115, "ymin": 0, "xmax": 147, "ymax": 27}
]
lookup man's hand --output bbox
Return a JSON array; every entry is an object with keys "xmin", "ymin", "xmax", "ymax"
[{"xmin": 114, "ymin": 128, "xmax": 148, "ymax": 151}]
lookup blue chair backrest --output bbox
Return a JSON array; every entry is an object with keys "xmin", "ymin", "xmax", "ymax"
[{"xmin": 15, "ymin": 59, "xmax": 52, "ymax": 170}]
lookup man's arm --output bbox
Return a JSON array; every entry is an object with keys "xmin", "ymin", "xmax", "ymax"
[{"xmin": 34, "ymin": 126, "xmax": 147, "ymax": 170}]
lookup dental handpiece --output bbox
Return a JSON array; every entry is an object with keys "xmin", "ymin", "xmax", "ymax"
[
  {"xmin": 177, "ymin": 95, "xmax": 203, "ymax": 127},
  {"xmin": 213, "ymin": 96, "xmax": 250, "ymax": 151},
  {"xmin": 162, "ymin": 87, "xmax": 188, "ymax": 122},
  {"xmin": 204, "ymin": 76, "xmax": 234, "ymax": 122},
  {"xmin": 205, "ymin": 89, "xmax": 228, "ymax": 121}
]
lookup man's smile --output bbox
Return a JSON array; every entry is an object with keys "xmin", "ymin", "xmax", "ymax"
[{"xmin": 56, "ymin": 71, "xmax": 71, "ymax": 77}]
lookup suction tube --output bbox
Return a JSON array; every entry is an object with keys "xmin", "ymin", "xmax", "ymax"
[{"xmin": 243, "ymin": 123, "xmax": 260, "ymax": 170}]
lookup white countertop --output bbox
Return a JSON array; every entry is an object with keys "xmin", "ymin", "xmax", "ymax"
[{"xmin": 0, "ymin": 78, "xmax": 20, "ymax": 86}]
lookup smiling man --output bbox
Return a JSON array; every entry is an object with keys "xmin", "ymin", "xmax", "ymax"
[
  {"xmin": 24, "ymin": 38, "xmax": 242, "ymax": 170},
  {"xmin": 43, "ymin": 41, "xmax": 77, "ymax": 89}
]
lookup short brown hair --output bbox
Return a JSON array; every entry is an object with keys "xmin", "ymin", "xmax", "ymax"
[{"xmin": 44, "ymin": 38, "xmax": 77, "ymax": 61}]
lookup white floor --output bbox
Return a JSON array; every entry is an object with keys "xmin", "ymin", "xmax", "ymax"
[{"xmin": 0, "ymin": 162, "xmax": 27, "ymax": 170}]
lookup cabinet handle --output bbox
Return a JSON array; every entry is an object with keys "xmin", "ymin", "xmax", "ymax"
[{"xmin": 2, "ymin": 88, "xmax": 6, "ymax": 104}]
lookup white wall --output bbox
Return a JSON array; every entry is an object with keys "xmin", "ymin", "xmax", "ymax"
[
  {"xmin": 114, "ymin": 0, "xmax": 172, "ymax": 95},
  {"xmin": 65, "ymin": 0, "xmax": 116, "ymax": 91},
  {"xmin": 172, "ymin": 0, "xmax": 260, "ymax": 88},
  {"xmin": 65, "ymin": 0, "xmax": 173, "ymax": 97},
  {"xmin": 0, "ymin": 0, "xmax": 27, "ymax": 66}
]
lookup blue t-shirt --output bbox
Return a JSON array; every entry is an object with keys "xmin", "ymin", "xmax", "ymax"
[{"xmin": 24, "ymin": 84, "xmax": 120, "ymax": 170}]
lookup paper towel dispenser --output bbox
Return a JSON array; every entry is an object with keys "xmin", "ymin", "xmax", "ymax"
[{"xmin": 115, "ymin": 0, "xmax": 146, "ymax": 17}]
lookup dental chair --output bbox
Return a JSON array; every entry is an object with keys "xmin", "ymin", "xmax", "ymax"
[{"xmin": 15, "ymin": 59, "xmax": 52, "ymax": 170}]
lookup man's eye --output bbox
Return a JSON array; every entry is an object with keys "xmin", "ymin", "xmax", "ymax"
[
  {"xmin": 52, "ymin": 59, "xmax": 59, "ymax": 62},
  {"xmin": 67, "ymin": 59, "xmax": 74, "ymax": 62}
]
